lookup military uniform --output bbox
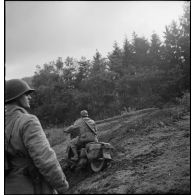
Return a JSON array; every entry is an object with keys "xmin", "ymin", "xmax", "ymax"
[
  {"xmin": 65, "ymin": 117, "xmax": 98, "ymax": 148},
  {"xmin": 5, "ymin": 104, "xmax": 69, "ymax": 194}
]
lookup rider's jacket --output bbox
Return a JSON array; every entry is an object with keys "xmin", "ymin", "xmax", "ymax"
[
  {"xmin": 5, "ymin": 104, "xmax": 69, "ymax": 194},
  {"xmin": 65, "ymin": 117, "xmax": 98, "ymax": 143}
]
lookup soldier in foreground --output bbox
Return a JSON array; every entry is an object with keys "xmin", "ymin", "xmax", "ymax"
[{"xmin": 5, "ymin": 79, "xmax": 69, "ymax": 194}]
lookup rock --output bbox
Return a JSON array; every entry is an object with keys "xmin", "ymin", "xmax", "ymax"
[{"xmin": 158, "ymin": 121, "xmax": 165, "ymax": 127}]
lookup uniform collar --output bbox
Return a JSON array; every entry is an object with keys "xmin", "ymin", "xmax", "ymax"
[{"xmin": 5, "ymin": 104, "xmax": 28, "ymax": 116}]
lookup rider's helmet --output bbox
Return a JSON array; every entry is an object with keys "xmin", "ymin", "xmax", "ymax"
[
  {"xmin": 80, "ymin": 110, "xmax": 88, "ymax": 117},
  {"xmin": 5, "ymin": 79, "xmax": 35, "ymax": 103}
]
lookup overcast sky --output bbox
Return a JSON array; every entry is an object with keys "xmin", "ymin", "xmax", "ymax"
[{"xmin": 5, "ymin": 1, "xmax": 185, "ymax": 80}]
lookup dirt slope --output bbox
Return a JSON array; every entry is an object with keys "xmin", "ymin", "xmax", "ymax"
[{"xmin": 53, "ymin": 106, "xmax": 190, "ymax": 194}]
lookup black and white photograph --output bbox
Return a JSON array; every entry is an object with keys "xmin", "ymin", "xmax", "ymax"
[{"xmin": 5, "ymin": 1, "xmax": 191, "ymax": 194}]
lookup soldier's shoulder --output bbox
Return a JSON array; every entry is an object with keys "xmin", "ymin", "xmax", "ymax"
[
  {"xmin": 75, "ymin": 118, "xmax": 83, "ymax": 124},
  {"xmin": 20, "ymin": 112, "xmax": 39, "ymax": 123},
  {"xmin": 87, "ymin": 117, "xmax": 95, "ymax": 122}
]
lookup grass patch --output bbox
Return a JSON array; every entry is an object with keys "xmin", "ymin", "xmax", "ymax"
[{"xmin": 44, "ymin": 127, "xmax": 66, "ymax": 146}]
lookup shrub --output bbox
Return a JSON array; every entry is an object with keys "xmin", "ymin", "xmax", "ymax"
[
  {"xmin": 176, "ymin": 92, "xmax": 190, "ymax": 112},
  {"xmin": 45, "ymin": 127, "xmax": 67, "ymax": 146}
]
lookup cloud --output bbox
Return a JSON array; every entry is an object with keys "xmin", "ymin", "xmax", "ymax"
[{"xmin": 5, "ymin": 1, "xmax": 184, "ymax": 79}]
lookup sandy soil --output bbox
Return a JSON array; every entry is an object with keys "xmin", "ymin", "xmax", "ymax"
[{"xmin": 53, "ymin": 106, "xmax": 190, "ymax": 194}]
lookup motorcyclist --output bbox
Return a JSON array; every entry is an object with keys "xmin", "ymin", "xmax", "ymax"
[
  {"xmin": 5, "ymin": 79, "xmax": 69, "ymax": 194},
  {"xmin": 64, "ymin": 110, "xmax": 98, "ymax": 161}
]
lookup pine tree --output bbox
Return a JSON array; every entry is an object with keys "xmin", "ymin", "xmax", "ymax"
[
  {"xmin": 90, "ymin": 50, "xmax": 107, "ymax": 76},
  {"xmin": 107, "ymin": 41, "xmax": 123, "ymax": 78},
  {"xmin": 179, "ymin": 1, "xmax": 190, "ymax": 90},
  {"xmin": 122, "ymin": 37, "xmax": 135, "ymax": 75},
  {"xmin": 131, "ymin": 33, "xmax": 150, "ymax": 72},
  {"xmin": 149, "ymin": 32, "xmax": 162, "ymax": 70}
]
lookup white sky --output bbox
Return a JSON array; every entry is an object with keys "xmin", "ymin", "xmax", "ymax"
[{"xmin": 5, "ymin": 1, "xmax": 185, "ymax": 80}]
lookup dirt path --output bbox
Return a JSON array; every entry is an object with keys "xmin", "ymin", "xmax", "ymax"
[{"xmin": 53, "ymin": 106, "xmax": 190, "ymax": 194}]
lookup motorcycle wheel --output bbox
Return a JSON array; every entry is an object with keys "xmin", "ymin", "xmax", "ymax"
[{"xmin": 90, "ymin": 159, "xmax": 107, "ymax": 172}]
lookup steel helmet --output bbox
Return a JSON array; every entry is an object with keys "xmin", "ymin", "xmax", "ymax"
[
  {"xmin": 5, "ymin": 79, "xmax": 35, "ymax": 103},
  {"xmin": 80, "ymin": 110, "xmax": 88, "ymax": 117}
]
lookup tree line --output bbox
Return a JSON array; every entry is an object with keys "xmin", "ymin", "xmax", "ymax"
[{"xmin": 25, "ymin": 2, "xmax": 190, "ymax": 127}]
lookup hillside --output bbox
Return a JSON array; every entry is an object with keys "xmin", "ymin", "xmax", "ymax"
[{"xmin": 53, "ymin": 106, "xmax": 190, "ymax": 194}]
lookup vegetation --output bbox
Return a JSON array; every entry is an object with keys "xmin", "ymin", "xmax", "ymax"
[{"xmin": 24, "ymin": 2, "xmax": 190, "ymax": 128}]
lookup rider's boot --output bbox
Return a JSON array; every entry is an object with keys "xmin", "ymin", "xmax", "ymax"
[{"xmin": 71, "ymin": 146, "xmax": 79, "ymax": 161}]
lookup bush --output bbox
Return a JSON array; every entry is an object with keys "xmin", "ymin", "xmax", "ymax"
[
  {"xmin": 45, "ymin": 127, "xmax": 67, "ymax": 146},
  {"xmin": 176, "ymin": 92, "xmax": 190, "ymax": 112}
]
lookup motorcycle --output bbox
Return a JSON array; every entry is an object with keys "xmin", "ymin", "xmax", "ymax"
[{"xmin": 63, "ymin": 141, "xmax": 114, "ymax": 172}]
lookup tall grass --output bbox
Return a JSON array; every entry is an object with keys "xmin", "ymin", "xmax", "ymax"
[
  {"xmin": 176, "ymin": 92, "xmax": 190, "ymax": 112},
  {"xmin": 44, "ymin": 127, "xmax": 68, "ymax": 147}
]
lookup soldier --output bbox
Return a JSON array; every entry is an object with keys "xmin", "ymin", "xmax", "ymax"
[
  {"xmin": 5, "ymin": 79, "xmax": 69, "ymax": 194},
  {"xmin": 64, "ymin": 110, "xmax": 98, "ymax": 161}
]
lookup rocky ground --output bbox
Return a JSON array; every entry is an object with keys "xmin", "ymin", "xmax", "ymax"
[{"xmin": 53, "ymin": 106, "xmax": 190, "ymax": 194}]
